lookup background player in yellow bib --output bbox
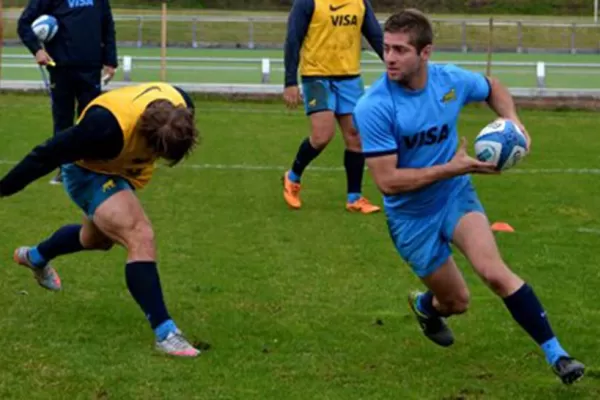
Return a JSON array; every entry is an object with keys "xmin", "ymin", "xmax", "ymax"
[
  {"xmin": 282, "ymin": 0, "xmax": 384, "ymax": 213},
  {"xmin": 0, "ymin": 83, "xmax": 202, "ymax": 357}
]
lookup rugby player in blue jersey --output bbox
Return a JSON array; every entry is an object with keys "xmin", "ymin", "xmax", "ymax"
[{"xmin": 353, "ymin": 9, "xmax": 584, "ymax": 384}]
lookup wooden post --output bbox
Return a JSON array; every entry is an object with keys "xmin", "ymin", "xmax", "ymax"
[
  {"xmin": 160, "ymin": 2, "xmax": 167, "ymax": 81},
  {"xmin": 486, "ymin": 17, "xmax": 494, "ymax": 76}
]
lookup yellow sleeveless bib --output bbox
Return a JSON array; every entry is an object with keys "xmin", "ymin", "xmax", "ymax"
[
  {"xmin": 75, "ymin": 83, "xmax": 186, "ymax": 189},
  {"xmin": 300, "ymin": 0, "xmax": 365, "ymax": 77}
]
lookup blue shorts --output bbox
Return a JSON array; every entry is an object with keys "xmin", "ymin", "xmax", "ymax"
[
  {"xmin": 301, "ymin": 77, "xmax": 364, "ymax": 116},
  {"xmin": 386, "ymin": 182, "xmax": 485, "ymax": 278},
  {"xmin": 61, "ymin": 163, "xmax": 134, "ymax": 218}
]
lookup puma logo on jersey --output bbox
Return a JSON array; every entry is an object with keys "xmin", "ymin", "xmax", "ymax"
[
  {"xmin": 102, "ymin": 179, "xmax": 116, "ymax": 192},
  {"xmin": 331, "ymin": 14, "xmax": 358, "ymax": 26},
  {"xmin": 403, "ymin": 124, "xmax": 450, "ymax": 149}
]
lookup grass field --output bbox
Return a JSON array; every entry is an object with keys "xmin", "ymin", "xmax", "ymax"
[
  {"xmin": 3, "ymin": 7, "xmax": 600, "ymax": 52},
  {"xmin": 3, "ymin": 46, "xmax": 600, "ymax": 89},
  {"xmin": 1, "ymin": 93, "xmax": 600, "ymax": 399}
]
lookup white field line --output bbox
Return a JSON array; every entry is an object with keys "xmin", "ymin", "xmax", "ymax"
[
  {"xmin": 577, "ymin": 228, "xmax": 600, "ymax": 234},
  {"xmin": 0, "ymin": 159, "xmax": 599, "ymax": 175}
]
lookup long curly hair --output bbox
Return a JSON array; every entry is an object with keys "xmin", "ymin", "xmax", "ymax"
[{"xmin": 137, "ymin": 99, "xmax": 199, "ymax": 166}]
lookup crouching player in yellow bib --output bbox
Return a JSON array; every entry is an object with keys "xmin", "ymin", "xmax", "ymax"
[{"xmin": 0, "ymin": 83, "xmax": 201, "ymax": 357}]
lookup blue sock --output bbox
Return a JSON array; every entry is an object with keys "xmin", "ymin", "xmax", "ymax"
[
  {"xmin": 125, "ymin": 261, "xmax": 172, "ymax": 330},
  {"xmin": 503, "ymin": 283, "xmax": 569, "ymax": 365},
  {"xmin": 541, "ymin": 337, "xmax": 569, "ymax": 365},
  {"xmin": 347, "ymin": 193, "xmax": 361, "ymax": 203},
  {"xmin": 30, "ymin": 224, "xmax": 85, "ymax": 268},
  {"xmin": 154, "ymin": 319, "xmax": 178, "ymax": 341},
  {"xmin": 27, "ymin": 247, "xmax": 47, "ymax": 268},
  {"xmin": 288, "ymin": 170, "xmax": 301, "ymax": 183},
  {"xmin": 417, "ymin": 291, "xmax": 441, "ymax": 318}
]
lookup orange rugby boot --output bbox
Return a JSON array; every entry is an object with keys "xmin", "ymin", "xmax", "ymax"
[
  {"xmin": 282, "ymin": 170, "xmax": 302, "ymax": 209},
  {"xmin": 346, "ymin": 197, "xmax": 381, "ymax": 214}
]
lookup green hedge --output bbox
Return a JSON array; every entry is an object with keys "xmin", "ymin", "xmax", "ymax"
[{"xmin": 4, "ymin": 0, "xmax": 594, "ymax": 15}]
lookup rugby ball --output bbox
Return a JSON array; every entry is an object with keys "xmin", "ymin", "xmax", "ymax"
[
  {"xmin": 31, "ymin": 15, "xmax": 59, "ymax": 43},
  {"xmin": 474, "ymin": 118, "xmax": 528, "ymax": 171}
]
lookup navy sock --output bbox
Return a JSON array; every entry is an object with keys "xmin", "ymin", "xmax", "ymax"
[
  {"xmin": 290, "ymin": 138, "xmax": 322, "ymax": 181},
  {"xmin": 417, "ymin": 291, "xmax": 441, "ymax": 318},
  {"xmin": 125, "ymin": 261, "xmax": 172, "ymax": 331},
  {"xmin": 344, "ymin": 150, "xmax": 364, "ymax": 201},
  {"xmin": 29, "ymin": 224, "xmax": 85, "ymax": 268},
  {"xmin": 503, "ymin": 283, "xmax": 569, "ymax": 365}
]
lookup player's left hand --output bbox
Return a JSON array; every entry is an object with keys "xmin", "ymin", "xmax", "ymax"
[
  {"xmin": 512, "ymin": 120, "xmax": 531, "ymax": 152},
  {"xmin": 102, "ymin": 65, "xmax": 116, "ymax": 84}
]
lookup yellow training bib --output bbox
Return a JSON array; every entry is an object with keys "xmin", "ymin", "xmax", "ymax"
[
  {"xmin": 299, "ymin": 0, "xmax": 365, "ymax": 77},
  {"xmin": 75, "ymin": 83, "xmax": 186, "ymax": 189}
]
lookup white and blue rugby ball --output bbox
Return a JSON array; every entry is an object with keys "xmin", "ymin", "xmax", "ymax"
[
  {"xmin": 31, "ymin": 15, "xmax": 59, "ymax": 43},
  {"xmin": 474, "ymin": 118, "xmax": 528, "ymax": 171}
]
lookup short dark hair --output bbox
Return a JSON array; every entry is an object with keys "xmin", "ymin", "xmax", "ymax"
[
  {"xmin": 384, "ymin": 8, "xmax": 433, "ymax": 53},
  {"xmin": 138, "ymin": 100, "xmax": 199, "ymax": 166}
]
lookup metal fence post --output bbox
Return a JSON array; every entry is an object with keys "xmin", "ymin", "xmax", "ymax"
[
  {"xmin": 123, "ymin": 55, "xmax": 133, "ymax": 82},
  {"xmin": 536, "ymin": 61, "xmax": 546, "ymax": 90},
  {"xmin": 137, "ymin": 16, "xmax": 143, "ymax": 48},
  {"xmin": 517, "ymin": 21, "xmax": 523, "ymax": 53},
  {"xmin": 192, "ymin": 17, "xmax": 198, "ymax": 48},
  {"xmin": 571, "ymin": 23, "xmax": 577, "ymax": 54},
  {"xmin": 248, "ymin": 18, "xmax": 255, "ymax": 49},
  {"xmin": 261, "ymin": 58, "xmax": 270, "ymax": 83},
  {"xmin": 461, "ymin": 21, "xmax": 467, "ymax": 53}
]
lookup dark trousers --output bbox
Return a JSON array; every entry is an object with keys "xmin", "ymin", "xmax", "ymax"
[{"xmin": 48, "ymin": 66, "xmax": 102, "ymax": 135}]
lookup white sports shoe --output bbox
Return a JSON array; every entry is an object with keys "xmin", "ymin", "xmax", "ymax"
[
  {"xmin": 155, "ymin": 329, "xmax": 200, "ymax": 357},
  {"xmin": 13, "ymin": 247, "xmax": 62, "ymax": 291}
]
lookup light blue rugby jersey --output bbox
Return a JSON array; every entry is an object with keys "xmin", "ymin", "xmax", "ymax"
[{"xmin": 353, "ymin": 63, "xmax": 491, "ymax": 216}]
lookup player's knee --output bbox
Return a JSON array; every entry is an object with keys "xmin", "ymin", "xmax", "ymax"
[
  {"xmin": 95, "ymin": 240, "xmax": 114, "ymax": 251},
  {"xmin": 310, "ymin": 130, "xmax": 335, "ymax": 149},
  {"xmin": 443, "ymin": 289, "xmax": 470, "ymax": 315},
  {"xmin": 127, "ymin": 222, "xmax": 156, "ymax": 255},
  {"xmin": 479, "ymin": 262, "xmax": 520, "ymax": 297},
  {"xmin": 342, "ymin": 128, "xmax": 362, "ymax": 151},
  {"xmin": 483, "ymin": 266, "xmax": 523, "ymax": 297},
  {"xmin": 83, "ymin": 239, "xmax": 114, "ymax": 251},
  {"xmin": 80, "ymin": 230, "xmax": 114, "ymax": 251},
  {"xmin": 310, "ymin": 113, "xmax": 336, "ymax": 149}
]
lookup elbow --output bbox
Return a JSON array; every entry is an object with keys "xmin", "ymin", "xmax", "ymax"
[
  {"xmin": 378, "ymin": 177, "xmax": 420, "ymax": 195},
  {"xmin": 373, "ymin": 177, "xmax": 391, "ymax": 195},
  {"xmin": 487, "ymin": 76, "xmax": 500, "ymax": 86},
  {"xmin": 485, "ymin": 76, "xmax": 502, "ymax": 101},
  {"xmin": 377, "ymin": 179, "xmax": 403, "ymax": 196},
  {"xmin": 16, "ymin": 21, "xmax": 27, "ymax": 37},
  {"xmin": 379, "ymin": 183, "xmax": 393, "ymax": 196}
]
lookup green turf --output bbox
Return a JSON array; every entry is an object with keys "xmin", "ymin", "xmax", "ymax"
[
  {"xmin": 1, "ymin": 94, "xmax": 600, "ymax": 399},
  {"xmin": 3, "ymin": 47, "xmax": 600, "ymax": 88},
  {"xmin": 3, "ymin": 8, "xmax": 600, "ymax": 52}
]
